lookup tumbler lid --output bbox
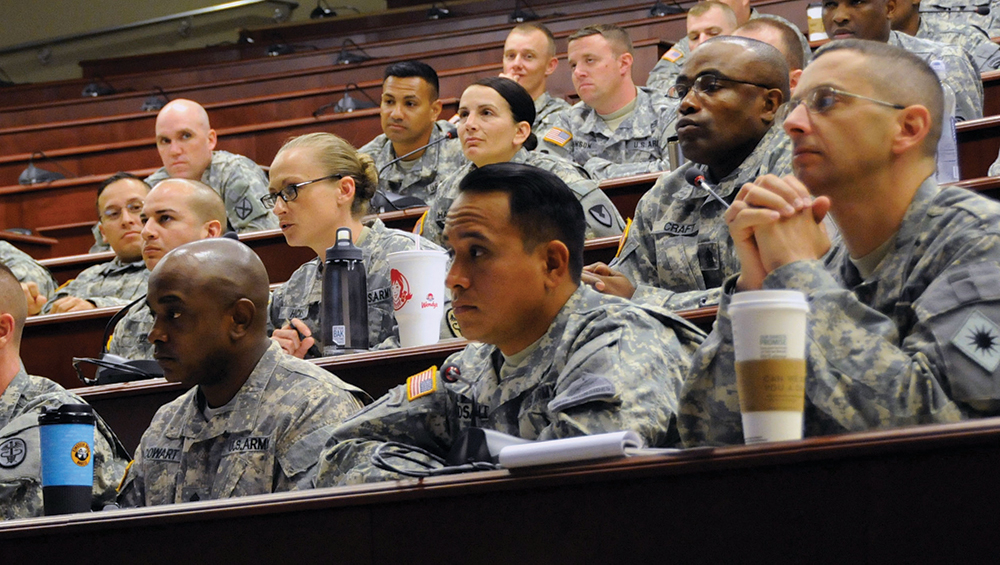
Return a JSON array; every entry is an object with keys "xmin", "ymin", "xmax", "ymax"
[
  {"xmin": 325, "ymin": 227, "xmax": 363, "ymax": 262},
  {"xmin": 38, "ymin": 404, "xmax": 96, "ymax": 426}
]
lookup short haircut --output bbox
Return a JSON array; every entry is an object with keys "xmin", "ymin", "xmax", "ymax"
[
  {"xmin": 471, "ymin": 76, "xmax": 538, "ymax": 150},
  {"xmin": 568, "ymin": 24, "xmax": 634, "ymax": 56},
  {"xmin": 458, "ymin": 162, "xmax": 585, "ymax": 282},
  {"xmin": 511, "ymin": 22, "xmax": 557, "ymax": 58},
  {"xmin": 384, "ymin": 61, "xmax": 440, "ymax": 100},
  {"xmin": 155, "ymin": 178, "xmax": 227, "ymax": 226},
  {"xmin": 96, "ymin": 172, "xmax": 150, "ymax": 216},
  {"xmin": 689, "ymin": 1, "xmax": 737, "ymax": 20},
  {"xmin": 700, "ymin": 35, "xmax": 791, "ymax": 100},
  {"xmin": 815, "ymin": 39, "xmax": 943, "ymax": 154},
  {"xmin": 735, "ymin": 18, "xmax": 806, "ymax": 71},
  {"xmin": 276, "ymin": 132, "xmax": 379, "ymax": 217},
  {"xmin": 0, "ymin": 263, "xmax": 25, "ymax": 345}
]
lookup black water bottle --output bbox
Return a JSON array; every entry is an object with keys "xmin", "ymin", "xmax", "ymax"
[{"xmin": 321, "ymin": 227, "xmax": 369, "ymax": 355}]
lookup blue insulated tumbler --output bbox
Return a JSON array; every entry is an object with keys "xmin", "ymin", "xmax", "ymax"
[{"xmin": 38, "ymin": 404, "xmax": 95, "ymax": 515}]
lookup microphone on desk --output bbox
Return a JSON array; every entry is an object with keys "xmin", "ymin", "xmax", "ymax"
[
  {"xmin": 369, "ymin": 124, "xmax": 459, "ymax": 214},
  {"xmin": 920, "ymin": 4, "xmax": 990, "ymax": 14},
  {"xmin": 684, "ymin": 168, "xmax": 731, "ymax": 209}
]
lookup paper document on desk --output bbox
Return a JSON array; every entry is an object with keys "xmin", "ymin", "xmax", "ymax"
[{"xmin": 499, "ymin": 430, "xmax": 674, "ymax": 468}]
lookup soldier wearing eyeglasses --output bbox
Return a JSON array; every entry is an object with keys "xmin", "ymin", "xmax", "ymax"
[
  {"xmin": 583, "ymin": 36, "xmax": 793, "ymax": 311},
  {"xmin": 40, "ymin": 173, "xmax": 151, "ymax": 315},
  {"xmin": 681, "ymin": 40, "xmax": 1000, "ymax": 445}
]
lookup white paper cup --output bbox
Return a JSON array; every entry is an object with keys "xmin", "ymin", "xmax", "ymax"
[
  {"xmin": 730, "ymin": 290, "xmax": 809, "ymax": 444},
  {"xmin": 387, "ymin": 249, "xmax": 448, "ymax": 348}
]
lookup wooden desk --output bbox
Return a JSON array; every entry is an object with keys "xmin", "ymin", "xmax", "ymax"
[{"xmin": 2, "ymin": 418, "xmax": 999, "ymax": 562}]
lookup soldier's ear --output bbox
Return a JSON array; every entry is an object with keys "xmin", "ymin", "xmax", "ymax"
[
  {"xmin": 0, "ymin": 313, "xmax": 15, "ymax": 349},
  {"xmin": 541, "ymin": 240, "xmax": 570, "ymax": 289},
  {"xmin": 229, "ymin": 298, "xmax": 255, "ymax": 340}
]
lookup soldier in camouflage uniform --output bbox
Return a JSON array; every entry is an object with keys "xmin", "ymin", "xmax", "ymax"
[
  {"xmin": 420, "ymin": 77, "xmax": 624, "ymax": 245},
  {"xmin": 891, "ymin": 0, "xmax": 1000, "ymax": 71},
  {"xmin": 822, "ymin": 0, "xmax": 984, "ymax": 120},
  {"xmin": 680, "ymin": 41, "xmax": 1000, "ymax": 445},
  {"xmin": 117, "ymin": 239, "xmax": 365, "ymax": 506},
  {"xmin": 147, "ymin": 99, "xmax": 276, "ymax": 234},
  {"xmin": 585, "ymin": 38, "xmax": 794, "ymax": 312},
  {"xmin": 268, "ymin": 218, "xmax": 449, "ymax": 354},
  {"xmin": 646, "ymin": 0, "xmax": 812, "ymax": 92},
  {"xmin": 266, "ymin": 132, "xmax": 458, "ymax": 358},
  {"xmin": 313, "ymin": 163, "xmax": 704, "ymax": 486},
  {"xmin": 0, "ymin": 242, "xmax": 56, "ymax": 317},
  {"xmin": 358, "ymin": 61, "xmax": 466, "ymax": 209},
  {"xmin": 108, "ymin": 179, "xmax": 226, "ymax": 360},
  {"xmin": 500, "ymin": 23, "xmax": 572, "ymax": 132},
  {"xmin": 43, "ymin": 173, "xmax": 150, "ymax": 315},
  {"xmin": 0, "ymin": 263, "xmax": 129, "ymax": 519},
  {"xmin": 540, "ymin": 25, "xmax": 678, "ymax": 180}
]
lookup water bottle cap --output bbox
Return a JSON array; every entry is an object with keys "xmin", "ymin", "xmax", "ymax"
[
  {"xmin": 38, "ymin": 404, "xmax": 96, "ymax": 426},
  {"xmin": 326, "ymin": 227, "xmax": 363, "ymax": 261}
]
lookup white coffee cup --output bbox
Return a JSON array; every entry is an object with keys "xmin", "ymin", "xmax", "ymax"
[
  {"xmin": 387, "ymin": 249, "xmax": 448, "ymax": 348},
  {"xmin": 730, "ymin": 290, "xmax": 810, "ymax": 444}
]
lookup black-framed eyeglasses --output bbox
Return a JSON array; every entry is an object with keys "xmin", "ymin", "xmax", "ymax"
[
  {"xmin": 101, "ymin": 200, "xmax": 144, "ymax": 222},
  {"xmin": 260, "ymin": 174, "xmax": 344, "ymax": 208},
  {"xmin": 666, "ymin": 73, "xmax": 773, "ymax": 100},
  {"xmin": 777, "ymin": 85, "xmax": 906, "ymax": 122}
]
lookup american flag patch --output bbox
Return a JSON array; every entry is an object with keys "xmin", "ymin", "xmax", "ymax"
[
  {"xmin": 407, "ymin": 366, "xmax": 438, "ymax": 401},
  {"xmin": 662, "ymin": 47, "xmax": 684, "ymax": 63},
  {"xmin": 543, "ymin": 127, "xmax": 573, "ymax": 147}
]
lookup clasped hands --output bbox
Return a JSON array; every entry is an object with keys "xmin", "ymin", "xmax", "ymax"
[{"xmin": 728, "ymin": 174, "xmax": 832, "ymax": 291}]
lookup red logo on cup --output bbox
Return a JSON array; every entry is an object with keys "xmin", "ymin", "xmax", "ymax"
[
  {"xmin": 421, "ymin": 293, "xmax": 439, "ymax": 309},
  {"xmin": 391, "ymin": 269, "xmax": 412, "ymax": 311}
]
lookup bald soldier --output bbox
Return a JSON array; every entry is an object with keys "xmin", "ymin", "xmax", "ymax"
[
  {"xmin": 146, "ymin": 99, "xmax": 276, "ymax": 233},
  {"xmin": 584, "ymin": 37, "xmax": 793, "ymax": 311},
  {"xmin": 500, "ymin": 23, "xmax": 572, "ymax": 133},
  {"xmin": 117, "ymin": 239, "xmax": 365, "ymax": 506},
  {"xmin": 0, "ymin": 263, "xmax": 129, "ymax": 519},
  {"xmin": 107, "ymin": 178, "xmax": 226, "ymax": 360},
  {"xmin": 681, "ymin": 40, "xmax": 1000, "ymax": 445}
]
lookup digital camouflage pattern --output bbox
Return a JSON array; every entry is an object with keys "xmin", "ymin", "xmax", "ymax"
[
  {"xmin": 889, "ymin": 30, "xmax": 983, "ymax": 121},
  {"xmin": 919, "ymin": 0, "xmax": 1000, "ymax": 38},
  {"xmin": 646, "ymin": 9, "xmax": 813, "ymax": 91},
  {"xmin": 915, "ymin": 16, "xmax": 1000, "ymax": 71},
  {"xmin": 268, "ymin": 218, "xmax": 455, "ymax": 355},
  {"xmin": 358, "ymin": 120, "xmax": 467, "ymax": 208},
  {"xmin": 108, "ymin": 301, "xmax": 154, "ymax": 361},
  {"xmin": 42, "ymin": 258, "xmax": 148, "ymax": 314},
  {"xmin": 146, "ymin": 149, "xmax": 278, "ymax": 233},
  {"xmin": 419, "ymin": 147, "xmax": 626, "ymax": 245},
  {"xmin": 538, "ymin": 87, "xmax": 678, "ymax": 180},
  {"xmin": 680, "ymin": 180, "xmax": 1000, "ymax": 446},
  {"xmin": 534, "ymin": 92, "xmax": 572, "ymax": 134},
  {"xmin": 117, "ymin": 342, "xmax": 365, "ymax": 506},
  {"xmin": 0, "ymin": 369, "xmax": 129, "ymax": 520},
  {"xmin": 0, "ymin": 242, "xmax": 55, "ymax": 300},
  {"xmin": 314, "ymin": 285, "xmax": 706, "ymax": 486},
  {"xmin": 613, "ymin": 126, "xmax": 793, "ymax": 311}
]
